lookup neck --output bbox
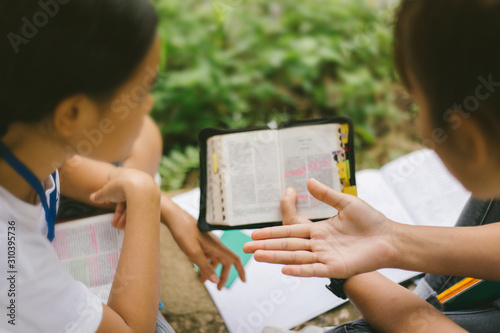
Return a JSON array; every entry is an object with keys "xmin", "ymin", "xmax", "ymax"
[{"xmin": 0, "ymin": 123, "xmax": 69, "ymax": 204}]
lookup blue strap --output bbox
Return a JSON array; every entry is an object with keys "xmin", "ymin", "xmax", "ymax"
[
  {"xmin": 0, "ymin": 141, "xmax": 57, "ymax": 242},
  {"xmin": 47, "ymin": 173, "xmax": 57, "ymax": 241}
]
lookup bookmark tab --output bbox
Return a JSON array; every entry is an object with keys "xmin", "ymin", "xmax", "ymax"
[
  {"xmin": 337, "ymin": 160, "xmax": 350, "ymax": 180},
  {"xmin": 212, "ymin": 154, "xmax": 218, "ymax": 174},
  {"xmin": 340, "ymin": 123, "xmax": 349, "ymax": 144},
  {"xmin": 342, "ymin": 186, "xmax": 357, "ymax": 196},
  {"xmin": 341, "ymin": 123, "xmax": 349, "ymax": 134}
]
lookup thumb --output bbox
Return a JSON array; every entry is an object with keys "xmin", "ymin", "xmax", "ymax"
[
  {"xmin": 90, "ymin": 189, "xmax": 106, "ymax": 204},
  {"xmin": 280, "ymin": 187, "xmax": 310, "ymax": 225},
  {"xmin": 307, "ymin": 178, "xmax": 354, "ymax": 211},
  {"xmin": 90, "ymin": 182, "xmax": 126, "ymax": 205}
]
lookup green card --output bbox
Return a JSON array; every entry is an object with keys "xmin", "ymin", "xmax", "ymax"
[{"xmin": 214, "ymin": 230, "xmax": 253, "ymax": 288}]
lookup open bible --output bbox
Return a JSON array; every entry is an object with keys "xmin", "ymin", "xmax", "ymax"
[
  {"xmin": 355, "ymin": 149, "xmax": 470, "ymax": 228},
  {"xmin": 52, "ymin": 214, "xmax": 122, "ymax": 304},
  {"xmin": 198, "ymin": 117, "xmax": 357, "ymax": 230}
]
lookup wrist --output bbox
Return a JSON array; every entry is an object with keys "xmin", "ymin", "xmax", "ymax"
[
  {"xmin": 159, "ymin": 195, "xmax": 176, "ymax": 216},
  {"xmin": 124, "ymin": 182, "xmax": 161, "ymax": 216},
  {"xmin": 385, "ymin": 219, "xmax": 406, "ymax": 269},
  {"xmin": 160, "ymin": 195, "xmax": 193, "ymax": 227},
  {"xmin": 124, "ymin": 175, "xmax": 160, "ymax": 199},
  {"xmin": 343, "ymin": 272, "xmax": 371, "ymax": 294},
  {"xmin": 325, "ymin": 278, "xmax": 347, "ymax": 299}
]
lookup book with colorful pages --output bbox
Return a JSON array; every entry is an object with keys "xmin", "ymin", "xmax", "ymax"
[{"xmin": 198, "ymin": 117, "xmax": 357, "ymax": 231}]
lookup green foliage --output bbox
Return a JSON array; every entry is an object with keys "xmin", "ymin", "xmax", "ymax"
[
  {"xmin": 151, "ymin": 0, "xmax": 404, "ymax": 153},
  {"xmin": 158, "ymin": 145, "xmax": 200, "ymax": 191}
]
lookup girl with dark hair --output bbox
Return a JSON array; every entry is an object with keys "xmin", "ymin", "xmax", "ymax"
[
  {"xmin": 246, "ymin": 0, "xmax": 500, "ymax": 332},
  {"xmin": 0, "ymin": 0, "xmax": 238, "ymax": 332}
]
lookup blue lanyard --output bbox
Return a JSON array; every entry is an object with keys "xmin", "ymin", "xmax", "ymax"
[{"xmin": 0, "ymin": 141, "xmax": 57, "ymax": 242}]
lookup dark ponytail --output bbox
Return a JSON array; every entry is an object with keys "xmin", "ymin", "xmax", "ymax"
[{"xmin": 0, "ymin": 0, "xmax": 158, "ymax": 136}]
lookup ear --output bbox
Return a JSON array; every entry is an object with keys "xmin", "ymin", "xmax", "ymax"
[{"xmin": 53, "ymin": 95, "xmax": 98, "ymax": 137}]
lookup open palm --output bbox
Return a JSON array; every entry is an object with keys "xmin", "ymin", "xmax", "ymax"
[{"xmin": 244, "ymin": 178, "xmax": 397, "ymax": 278}]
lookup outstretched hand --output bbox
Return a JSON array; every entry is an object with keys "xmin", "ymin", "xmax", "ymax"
[{"xmin": 243, "ymin": 179, "xmax": 398, "ymax": 278}]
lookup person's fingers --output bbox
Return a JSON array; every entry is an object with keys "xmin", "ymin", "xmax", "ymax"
[
  {"xmin": 115, "ymin": 202, "xmax": 126, "ymax": 215},
  {"xmin": 242, "ymin": 242, "xmax": 253, "ymax": 254},
  {"xmin": 243, "ymin": 238, "xmax": 312, "ymax": 254},
  {"xmin": 112, "ymin": 203, "xmax": 126, "ymax": 229},
  {"xmin": 253, "ymin": 250, "xmax": 318, "ymax": 265},
  {"xmin": 117, "ymin": 211, "xmax": 127, "ymax": 230},
  {"xmin": 307, "ymin": 178, "xmax": 353, "ymax": 211},
  {"xmin": 280, "ymin": 187, "xmax": 303, "ymax": 225},
  {"xmin": 233, "ymin": 257, "xmax": 246, "ymax": 283},
  {"xmin": 89, "ymin": 183, "xmax": 125, "ymax": 204},
  {"xmin": 218, "ymin": 264, "xmax": 231, "ymax": 290},
  {"xmin": 203, "ymin": 233, "xmax": 247, "ymax": 283},
  {"xmin": 191, "ymin": 250, "xmax": 219, "ymax": 285},
  {"xmin": 211, "ymin": 259, "xmax": 221, "ymax": 272},
  {"xmin": 248, "ymin": 224, "xmax": 311, "ymax": 242},
  {"xmin": 112, "ymin": 209, "xmax": 120, "ymax": 228},
  {"xmin": 90, "ymin": 189, "xmax": 105, "ymax": 204},
  {"xmin": 281, "ymin": 263, "xmax": 336, "ymax": 278}
]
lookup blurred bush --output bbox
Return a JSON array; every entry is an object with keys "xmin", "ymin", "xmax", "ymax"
[
  {"xmin": 152, "ymin": 0, "xmax": 408, "ymax": 189},
  {"xmin": 158, "ymin": 145, "xmax": 200, "ymax": 191},
  {"xmin": 152, "ymin": 0, "xmax": 403, "ymax": 148}
]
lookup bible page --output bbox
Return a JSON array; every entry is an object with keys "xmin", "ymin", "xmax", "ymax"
[
  {"xmin": 356, "ymin": 169, "xmax": 415, "ymax": 225},
  {"xmin": 206, "ymin": 136, "xmax": 224, "ymax": 224},
  {"xmin": 380, "ymin": 149, "xmax": 470, "ymax": 227},
  {"xmin": 52, "ymin": 214, "xmax": 123, "ymax": 303},
  {"xmin": 278, "ymin": 124, "xmax": 342, "ymax": 220},
  {"xmin": 215, "ymin": 130, "xmax": 282, "ymax": 226}
]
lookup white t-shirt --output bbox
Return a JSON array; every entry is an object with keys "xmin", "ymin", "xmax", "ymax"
[{"xmin": 0, "ymin": 172, "xmax": 103, "ymax": 333}]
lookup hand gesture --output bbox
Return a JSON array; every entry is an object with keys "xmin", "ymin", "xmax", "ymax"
[
  {"xmin": 162, "ymin": 196, "xmax": 246, "ymax": 290},
  {"xmin": 90, "ymin": 168, "xmax": 159, "ymax": 206},
  {"xmin": 243, "ymin": 178, "xmax": 398, "ymax": 278}
]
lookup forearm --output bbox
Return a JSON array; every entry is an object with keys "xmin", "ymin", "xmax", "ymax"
[
  {"xmin": 60, "ymin": 157, "xmax": 116, "ymax": 208},
  {"xmin": 344, "ymin": 272, "xmax": 466, "ymax": 333},
  {"xmin": 159, "ymin": 193, "xmax": 189, "ymax": 228},
  {"xmin": 392, "ymin": 222, "xmax": 500, "ymax": 281},
  {"xmin": 106, "ymin": 185, "xmax": 161, "ymax": 332},
  {"xmin": 122, "ymin": 116, "xmax": 162, "ymax": 176}
]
